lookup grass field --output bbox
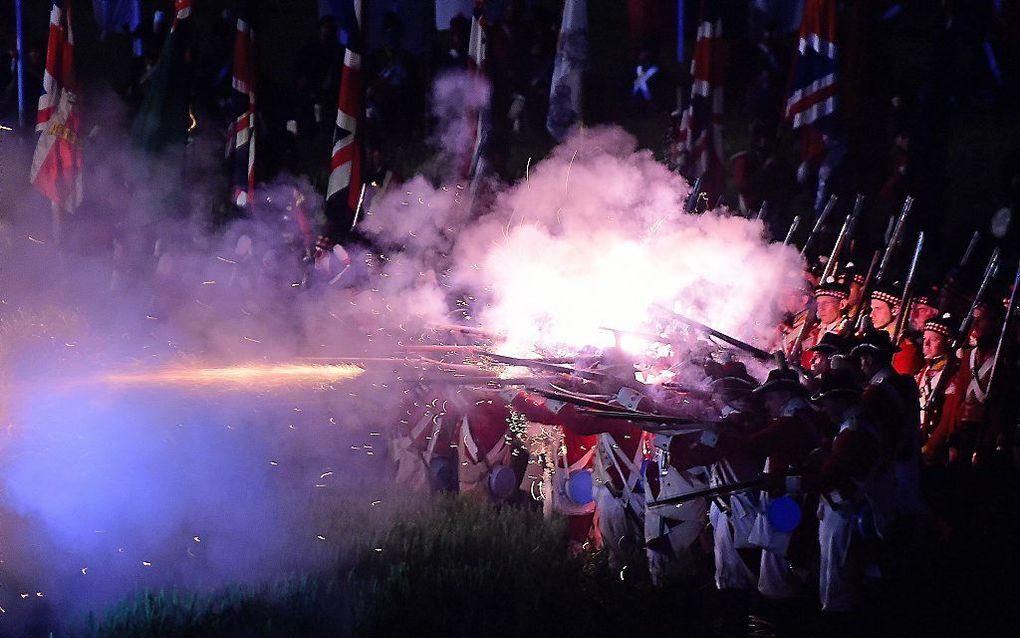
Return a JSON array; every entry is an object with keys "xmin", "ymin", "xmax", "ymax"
[{"xmin": 58, "ymin": 495, "xmax": 697, "ymax": 638}]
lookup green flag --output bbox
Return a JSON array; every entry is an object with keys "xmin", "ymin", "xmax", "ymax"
[{"xmin": 131, "ymin": 2, "xmax": 194, "ymax": 152}]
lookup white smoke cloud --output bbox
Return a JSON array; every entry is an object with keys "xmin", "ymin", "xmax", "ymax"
[{"xmin": 0, "ymin": 81, "xmax": 802, "ymax": 631}]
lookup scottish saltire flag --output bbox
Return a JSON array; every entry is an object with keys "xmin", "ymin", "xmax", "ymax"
[
  {"xmin": 547, "ymin": 0, "xmax": 588, "ymax": 142},
  {"xmin": 326, "ymin": 0, "xmax": 363, "ymax": 226},
  {"xmin": 227, "ymin": 0, "xmax": 257, "ymax": 208},
  {"xmin": 674, "ymin": 0, "xmax": 725, "ymax": 201},
  {"xmin": 132, "ymin": 0, "xmax": 194, "ymax": 151},
  {"xmin": 30, "ymin": 1, "xmax": 83, "ymax": 213},
  {"xmin": 785, "ymin": 0, "xmax": 839, "ymax": 166}
]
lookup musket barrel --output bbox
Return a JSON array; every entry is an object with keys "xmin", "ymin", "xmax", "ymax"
[
  {"xmin": 672, "ymin": 314, "xmax": 772, "ymax": 360},
  {"xmin": 876, "ymin": 195, "xmax": 914, "ymax": 284},
  {"xmin": 784, "ymin": 216, "xmax": 801, "ymax": 247},
  {"xmin": 800, "ymin": 194, "xmax": 838, "ymax": 257},
  {"xmin": 894, "ymin": 232, "xmax": 925, "ymax": 342},
  {"xmin": 954, "ymin": 248, "xmax": 1001, "ymax": 350},
  {"xmin": 987, "ymin": 256, "xmax": 1020, "ymax": 397}
]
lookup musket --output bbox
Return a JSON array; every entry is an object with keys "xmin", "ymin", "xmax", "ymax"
[
  {"xmin": 415, "ymin": 376, "xmax": 537, "ymax": 386},
  {"xmin": 399, "ymin": 344, "xmax": 486, "ymax": 353},
  {"xmin": 959, "ymin": 231, "xmax": 980, "ymax": 270},
  {"xmin": 575, "ymin": 409, "xmax": 717, "ymax": 434},
  {"xmin": 893, "ymin": 232, "xmax": 925, "ymax": 343},
  {"xmin": 819, "ymin": 194, "xmax": 865, "ymax": 284},
  {"xmin": 483, "ymin": 353, "xmax": 607, "ymax": 382},
  {"xmin": 924, "ymin": 251, "xmax": 1008, "ymax": 429},
  {"xmin": 684, "ymin": 176, "xmax": 703, "ymax": 214},
  {"xmin": 791, "ymin": 199, "xmax": 862, "ymax": 358},
  {"xmin": 660, "ymin": 381, "xmax": 714, "ymax": 398},
  {"xmin": 847, "ymin": 249, "xmax": 881, "ymax": 335},
  {"xmin": 672, "ymin": 314, "xmax": 773, "ymax": 361},
  {"xmin": 986, "ymin": 256, "xmax": 1020, "ymax": 399},
  {"xmin": 755, "ymin": 201, "xmax": 768, "ymax": 222},
  {"xmin": 939, "ymin": 232, "xmax": 982, "ymax": 312},
  {"xmin": 953, "ymin": 248, "xmax": 1001, "ymax": 350},
  {"xmin": 527, "ymin": 386, "xmax": 638, "ymax": 413},
  {"xmin": 875, "ymin": 195, "xmax": 914, "ymax": 284},
  {"xmin": 575, "ymin": 408, "xmax": 712, "ymax": 426},
  {"xmin": 783, "ymin": 216, "xmax": 801, "ymax": 247},
  {"xmin": 427, "ymin": 323, "xmax": 502, "ymax": 338},
  {"xmin": 648, "ymin": 476, "xmax": 767, "ymax": 508},
  {"xmin": 799, "ymin": 194, "xmax": 838, "ymax": 257}
]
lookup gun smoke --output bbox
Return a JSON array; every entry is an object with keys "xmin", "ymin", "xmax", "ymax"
[{"xmin": 0, "ymin": 74, "xmax": 802, "ymax": 630}]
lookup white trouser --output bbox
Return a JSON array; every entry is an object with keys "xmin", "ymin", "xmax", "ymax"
[
  {"xmin": 593, "ymin": 483, "xmax": 643, "ymax": 569},
  {"xmin": 818, "ymin": 499, "xmax": 860, "ymax": 612},
  {"xmin": 710, "ymin": 501, "xmax": 756, "ymax": 590},
  {"xmin": 390, "ymin": 436, "xmax": 428, "ymax": 491},
  {"xmin": 759, "ymin": 549, "xmax": 803, "ymax": 599}
]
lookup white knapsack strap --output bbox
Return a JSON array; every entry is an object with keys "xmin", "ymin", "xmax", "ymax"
[
  {"xmin": 966, "ymin": 349, "xmax": 993, "ymax": 403},
  {"xmin": 566, "ymin": 445, "xmax": 596, "ymax": 472},
  {"xmin": 424, "ymin": 416, "xmax": 443, "ymax": 463},
  {"xmin": 409, "ymin": 412, "xmax": 433, "ymax": 441},
  {"xmin": 461, "ymin": 416, "xmax": 479, "ymax": 462},
  {"xmin": 600, "ymin": 434, "xmax": 643, "ymax": 495}
]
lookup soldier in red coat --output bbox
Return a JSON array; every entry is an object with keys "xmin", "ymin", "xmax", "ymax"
[
  {"xmin": 505, "ymin": 390, "xmax": 601, "ymax": 552},
  {"xmin": 768, "ymin": 370, "xmax": 887, "ymax": 615},
  {"xmin": 852, "ymin": 328, "xmax": 924, "ymax": 518},
  {"xmin": 798, "ymin": 282, "xmax": 851, "ymax": 369},
  {"xmin": 869, "ymin": 287, "xmax": 924, "ymax": 375},
  {"xmin": 924, "ymin": 303, "xmax": 1010, "ymax": 467},
  {"xmin": 916, "ymin": 316, "xmax": 959, "ymax": 438}
]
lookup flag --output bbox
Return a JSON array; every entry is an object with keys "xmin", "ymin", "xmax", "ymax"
[
  {"xmin": 92, "ymin": 0, "xmax": 140, "ymax": 34},
  {"xmin": 547, "ymin": 0, "xmax": 588, "ymax": 142},
  {"xmin": 326, "ymin": 0, "xmax": 363, "ymax": 229},
  {"xmin": 227, "ymin": 0, "xmax": 257, "ymax": 208},
  {"xmin": 131, "ymin": 0, "xmax": 194, "ymax": 152},
  {"xmin": 92, "ymin": 0, "xmax": 142, "ymax": 56},
  {"xmin": 785, "ymin": 0, "xmax": 839, "ymax": 170},
  {"xmin": 466, "ymin": 0, "xmax": 488, "ymax": 178},
  {"xmin": 435, "ymin": 0, "xmax": 475, "ymax": 30},
  {"xmin": 674, "ymin": 0, "xmax": 725, "ymax": 201},
  {"xmin": 30, "ymin": 1, "xmax": 83, "ymax": 213}
]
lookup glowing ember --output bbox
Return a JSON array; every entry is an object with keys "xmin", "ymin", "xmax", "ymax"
[{"xmin": 101, "ymin": 363, "xmax": 365, "ymax": 388}]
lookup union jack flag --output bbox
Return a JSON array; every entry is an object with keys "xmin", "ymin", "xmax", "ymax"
[
  {"xmin": 227, "ymin": 0, "xmax": 257, "ymax": 208},
  {"xmin": 674, "ymin": 1, "xmax": 725, "ymax": 202},
  {"xmin": 30, "ymin": 1, "xmax": 83, "ymax": 213},
  {"xmin": 785, "ymin": 0, "xmax": 839, "ymax": 167},
  {"xmin": 326, "ymin": 0, "xmax": 363, "ymax": 226}
]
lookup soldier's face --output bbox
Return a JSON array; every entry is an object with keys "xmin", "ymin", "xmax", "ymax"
[
  {"xmin": 810, "ymin": 351, "xmax": 829, "ymax": 375},
  {"xmin": 816, "ymin": 296, "xmax": 843, "ymax": 324},
  {"xmin": 780, "ymin": 289, "xmax": 808, "ymax": 314},
  {"xmin": 848, "ymin": 282, "xmax": 863, "ymax": 307},
  {"xmin": 970, "ymin": 308, "xmax": 994, "ymax": 342},
  {"xmin": 870, "ymin": 300, "xmax": 894, "ymax": 329},
  {"xmin": 910, "ymin": 304, "xmax": 938, "ymax": 332},
  {"xmin": 922, "ymin": 331, "xmax": 948, "ymax": 360}
]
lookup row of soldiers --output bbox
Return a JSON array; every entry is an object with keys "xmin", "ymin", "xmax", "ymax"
[{"xmin": 382, "ymin": 244, "xmax": 1018, "ymax": 631}]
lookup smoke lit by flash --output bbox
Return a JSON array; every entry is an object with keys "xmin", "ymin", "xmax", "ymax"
[
  {"xmin": 99, "ymin": 363, "xmax": 365, "ymax": 389},
  {"xmin": 0, "ymin": 73, "xmax": 802, "ymax": 630}
]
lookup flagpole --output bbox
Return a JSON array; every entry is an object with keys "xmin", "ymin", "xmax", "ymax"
[
  {"xmin": 676, "ymin": 0, "xmax": 685, "ymax": 63},
  {"xmin": 14, "ymin": 0, "xmax": 26, "ymax": 129}
]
